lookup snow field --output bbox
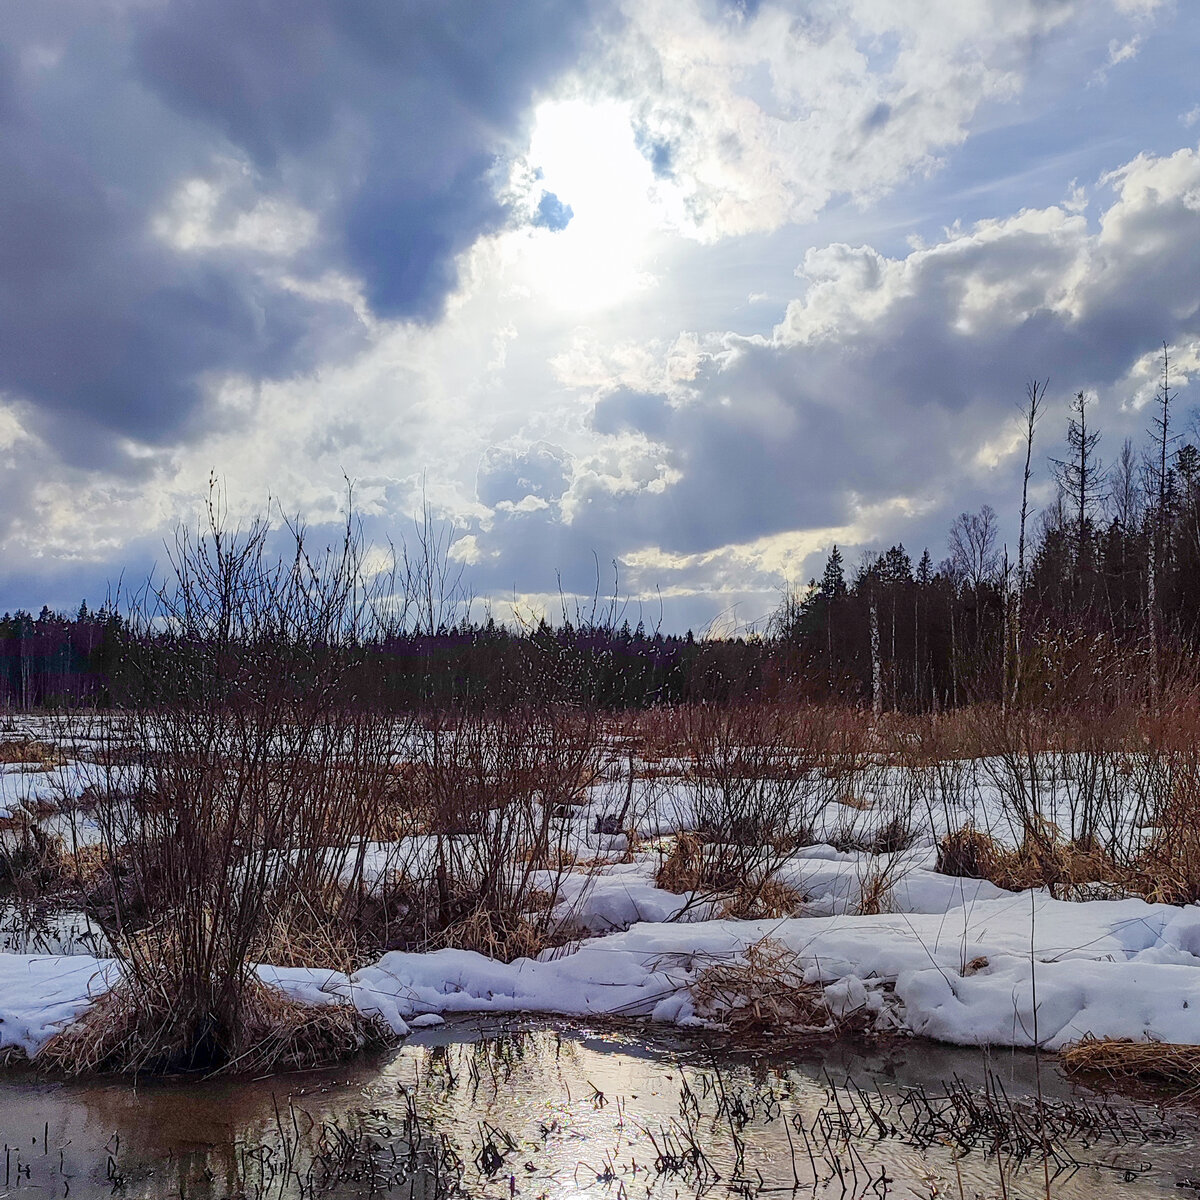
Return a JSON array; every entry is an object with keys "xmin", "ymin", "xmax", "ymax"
[{"xmin": 1, "ymin": 735, "xmax": 1197, "ymax": 1060}]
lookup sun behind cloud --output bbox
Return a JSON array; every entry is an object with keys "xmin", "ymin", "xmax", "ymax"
[{"xmin": 514, "ymin": 99, "xmax": 666, "ymax": 313}]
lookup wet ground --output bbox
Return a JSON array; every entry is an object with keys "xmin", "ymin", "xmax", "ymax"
[{"xmin": 0, "ymin": 1020, "xmax": 1195, "ymax": 1199}]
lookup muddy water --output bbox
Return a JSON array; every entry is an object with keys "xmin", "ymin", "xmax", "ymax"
[{"xmin": 0, "ymin": 1023, "xmax": 1196, "ymax": 1199}]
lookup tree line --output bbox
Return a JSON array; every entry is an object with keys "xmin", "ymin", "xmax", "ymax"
[
  {"xmin": 2, "ymin": 351, "xmax": 1198, "ymax": 713},
  {"xmin": 777, "ymin": 351, "xmax": 1200, "ymax": 709}
]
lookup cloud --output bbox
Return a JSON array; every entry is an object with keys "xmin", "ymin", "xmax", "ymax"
[
  {"xmin": 462, "ymin": 140, "xmax": 1200, "ymax": 609},
  {"xmin": 0, "ymin": 0, "xmax": 1192, "ymax": 629},
  {"xmin": 591, "ymin": 387, "xmax": 674, "ymax": 437},
  {"xmin": 0, "ymin": 0, "xmax": 613, "ymax": 469},
  {"xmin": 594, "ymin": 0, "xmax": 1153, "ymax": 239},
  {"xmin": 477, "ymin": 440, "xmax": 573, "ymax": 508}
]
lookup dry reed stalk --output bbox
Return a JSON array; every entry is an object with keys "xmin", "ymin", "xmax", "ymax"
[
  {"xmin": 1059, "ymin": 1036, "xmax": 1200, "ymax": 1089},
  {"xmin": 253, "ymin": 882, "xmax": 367, "ymax": 973},
  {"xmin": 429, "ymin": 900, "xmax": 552, "ymax": 961},
  {"xmin": 856, "ymin": 867, "xmax": 893, "ymax": 916}
]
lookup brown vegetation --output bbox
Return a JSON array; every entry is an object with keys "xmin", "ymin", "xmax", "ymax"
[
  {"xmin": 0, "ymin": 738, "xmax": 64, "ymax": 768},
  {"xmin": 1059, "ymin": 1035, "xmax": 1200, "ymax": 1091},
  {"xmin": 936, "ymin": 825, "xmax": 1121, "ymax": 898},
  {"xmin": 691, "ymin": 940, "xmax": 874, "ymax": 1042},
  {"xmin": 39, "ymin": 973, "xmax": 385, "ymax": 1076}
]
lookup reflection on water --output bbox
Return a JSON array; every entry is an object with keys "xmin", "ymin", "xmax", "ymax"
[
  {"xmin": 0, "ymin": 904, "xmax": 108, "ymax": 955},
  {"xmin": 0, "ymin": 1022, "xmax": 1195, "ymax": 1199}
]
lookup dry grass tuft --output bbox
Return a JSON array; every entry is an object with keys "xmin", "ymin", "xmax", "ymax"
[
  {"xmin": 0, "ymin": 824, "xmax": 68, "ymax": 902},
  {"xmin": 655, "ymin": 832, "xmax": 709, "ymax": 894},
  {"xmin": 0, "ymin": 738, "xmax": 65, "ymax": 768},
  {"xmin": 936, "ymin": 826, "xmax": 999, "ymax": 880},
  {"xmin": 253, "ymin": 882, "xmax": 369, "ymax": 974},
  {"xmin": 430, "ymin": 901, "xmax": 553, "ymax": 962},
  {"xmin": 835, "ymin": 792, "xmax": 873, "ymax": 811},
  {"xmin": 38, "ymin": 974, "xmax": 388, "ymax": 1077},
  {"xmin": 856, "ymin": 867, "xmax": 894, "ymax": 916},
  {"xmin": 656, "ymin": 833, "xmax": 804, "ymax": 917},
  {"xmin": 1059, "ymin": 1035, "xmax": 1200, "ymax": 1090},
  {"xmin": 64, "ymin": 844, "xmax": 109, "ymax": 893},
  {"xmin": 720, "ymin": 876, "xmax": 806, "ymax": 920},
  {"xmin": 691, "ymin": 941, "xmax": 829, "ymax": 1038},
  {"xmin": 937, "ymin": 824, "xmax": 1122, "ymax": 899}
]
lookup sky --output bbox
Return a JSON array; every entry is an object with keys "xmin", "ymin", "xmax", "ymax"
[{"xmin": 3, "ymin": 0, "xmax": 1200, "ymax": 633}]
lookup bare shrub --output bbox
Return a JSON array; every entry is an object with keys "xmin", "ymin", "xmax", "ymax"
[
  {"xmin": 828, "ymin": 813, "xmax": 915, "ymax": 856},
  {"xmin": 70, "ymin": 491, "xmax": 405, "ymax": 1074},
  {"xmin": 657, "ymin": 704, "xmax": 828, "ymax": 906},
  {"xmin": 817, "ymin": 707, "xmax": 875, "ymax": 783},
  {"xmin": 1135, "ymin": 749, "xmax": 1200, "ymax": 905},
  {"xmin": 879, "ymin": 711, "xmax": 983, "ymax": 835},
  {"xmin": 386, "ymin": 704, "xmax": 600, "ymax": 960}
]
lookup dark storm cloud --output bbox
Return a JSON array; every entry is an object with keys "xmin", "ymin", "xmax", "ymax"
[
  {"xmin": 0, "ymin": 0, "xmax": 613, "ymax": 464},
  {"xmin": 590, "ymin": 387, "xmax": 672, "ymax": 437},
  {"xmin": 134, "ymin": 0, "xmax": 610, "ymax": 315}
]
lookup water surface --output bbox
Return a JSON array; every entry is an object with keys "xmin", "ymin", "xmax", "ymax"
[{"xmin": 0, "ymin": 1022, "xmax": 1194, "ymax": 1198}]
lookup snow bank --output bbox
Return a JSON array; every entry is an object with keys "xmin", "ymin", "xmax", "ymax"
[
  {"xmin": 2, "ymin": 735, "xmax": 1197, "ymax": 1061},
  {"xmin": 5, "ymin": 882, "xmax": 1200, "ymax": 1057},
  {"xmin": 0, "ymin": 955, "xmax": 113, "ymax": 1057},
  {"xmin": 320, "ymin": 888, "xmax": 1200, "ymax": 1051},
  {"xmin": 538, "ymin": 860, "xmax": 704, "ymax": 932}
]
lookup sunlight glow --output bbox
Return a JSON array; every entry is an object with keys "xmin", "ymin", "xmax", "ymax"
[{"xmin": 518, "ymin": 99, "xmax": 663, "ymax": 313}]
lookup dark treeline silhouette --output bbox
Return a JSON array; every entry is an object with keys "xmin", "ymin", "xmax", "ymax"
[
  {"xmin": 0, "ymin": 604, "xmax": 773, "ymax": 710},
  {"xmin": 0, "ymin": 603, "xmax": 127, "ymax": 710},
  {"xmin": 3, "ymin": 358, "xmax": 1198, "ymax": 713}
]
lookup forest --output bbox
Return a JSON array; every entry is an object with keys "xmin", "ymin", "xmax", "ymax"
[{"xmin": 3, "ymin": 363, "xmax": 1198, "ymax": 714}]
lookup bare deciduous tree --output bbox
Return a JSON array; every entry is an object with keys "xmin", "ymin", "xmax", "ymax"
[{"xmin": 948, "ymin": 505, "xmax": 1001, "ymax": 592}]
